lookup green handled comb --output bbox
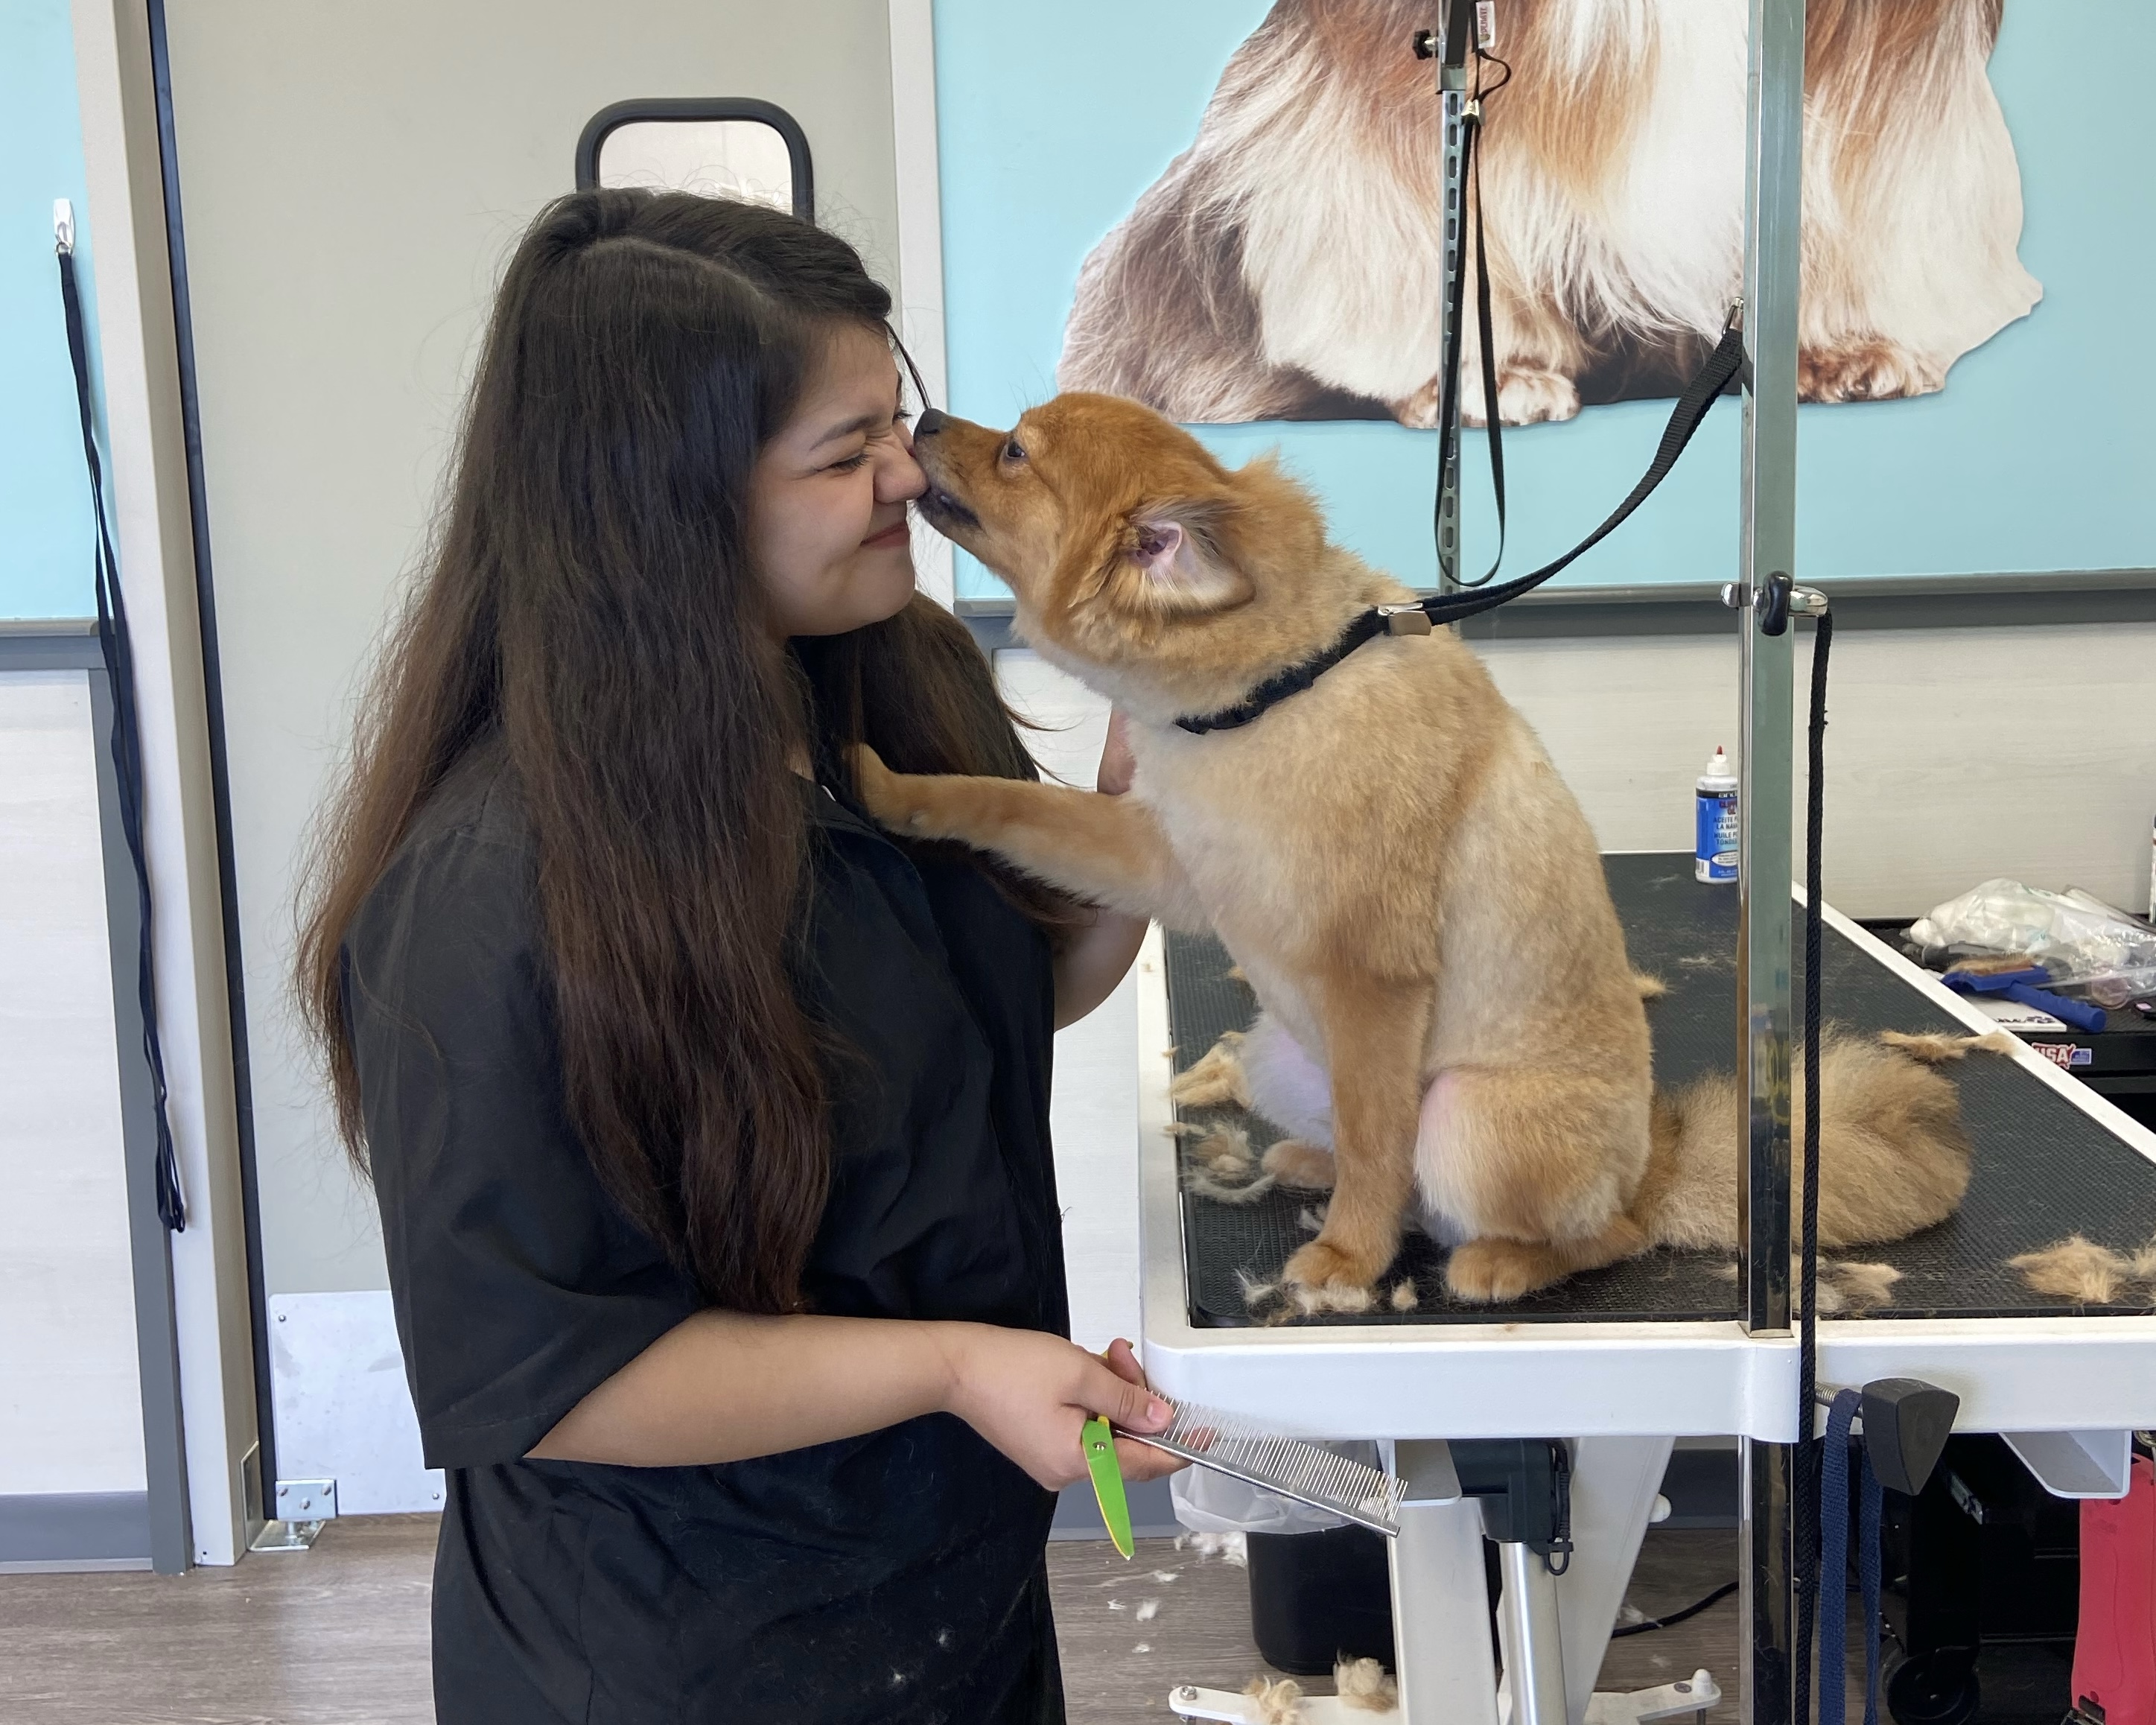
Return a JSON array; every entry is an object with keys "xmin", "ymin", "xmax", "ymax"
[{"xmin": 1081, "ymin": 1415, "xmax": 1134, "ymax": 1559}]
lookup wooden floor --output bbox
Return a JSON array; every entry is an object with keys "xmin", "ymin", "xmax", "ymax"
[{"xmin": 0, "ymin": 1513, "xmax": 2035, "ymax": 1723}]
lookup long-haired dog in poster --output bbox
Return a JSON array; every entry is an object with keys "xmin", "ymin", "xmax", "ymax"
[{"xmin": 1058, "ymin": 0, "xmax": 2040, "ymax": 425}]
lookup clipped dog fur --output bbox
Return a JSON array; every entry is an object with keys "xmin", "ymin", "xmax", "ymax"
[
  {"xmin": 2010, "ymin": 1236, "xmax": 2133, "ymax": 1306},
  {"xmin": 1243, "ymin": 1660, "xmax": 1397, "ymax": 1721},
  {"xmin": 1880, "ymin": 1028, "xmax": 2017, "ymax": 1062},
  {"xmin": 1170, "ymin": 1031, "xmax": 1253, "ymax": 1110},
  {"xmin": 1181, "ymin": 1123, "xmax": 1276, "ymax": 1205},
  {"xmin": 1819, "ymin": 1260, "xmax": 1902, "ymax": 1315},
  {"xmin": 1335, "ymin": 1657, "xmax": 1400, "ymax": 1712},
  {"xmin": 860, "ymin": 391, "xmax": 2002, "ymax": 1306},
  {"xmin": 1244, "ymin": 1676, "xmax": 1306, "ymax": 1724},
  {"xmin": 1178, "ymin": 1530, "xmax": 1249, "ymax": 1566},
  {"xmin": 1710, "ymin": 1257, "xmax": 1901, "ymax": 1315}
]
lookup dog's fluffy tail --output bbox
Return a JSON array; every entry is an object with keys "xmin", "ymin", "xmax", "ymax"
[{"xmin": 1630, "ymin": 1029, "xmax": 2003, "ymax": 1252}]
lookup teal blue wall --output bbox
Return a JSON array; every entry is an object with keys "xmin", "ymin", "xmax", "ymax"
[
  {"xmin": 935, "ymin": 0, "xmax": 2156, "ymax": 600},
  {"xmin": 3, "ymin": 0, "xmax": 104, "ymax": 622}
]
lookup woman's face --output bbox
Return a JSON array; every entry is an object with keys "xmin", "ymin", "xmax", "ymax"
[{"xmin": 750, "ymin": 323, "xmax": 926, "ymax": 639}]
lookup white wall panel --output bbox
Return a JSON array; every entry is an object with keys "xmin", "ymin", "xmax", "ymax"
[{"xmin": 0, "ymin": 673, "xmax": 147, "ymax": 1496}]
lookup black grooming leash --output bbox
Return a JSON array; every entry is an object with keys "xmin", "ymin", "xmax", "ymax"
[
  {"xmin": 57, "ymin": 215, "xmax": 187, "ymax": 1231},
  {"xmin": 1434, "ymin": 71, "xmax": 1508, "ymax": 590},
  {"xmin": 1175, "ymin": 307, "xmax": 1746, "ymax": 735}
]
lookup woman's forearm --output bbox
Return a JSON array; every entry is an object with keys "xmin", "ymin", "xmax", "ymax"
[
  {"xmin": 1053, "ymin": 906, "xmax": 1148, "ymax": 1029},
  {"xmin": 529, "ymin": 1309, "xmax": 952, "ymax": 1467},
  {"xmin": 528, "ymin": 1309, "xmax": 1184, "ymax": 1487}
]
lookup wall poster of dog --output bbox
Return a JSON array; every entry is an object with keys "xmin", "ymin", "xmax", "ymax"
[{"xmin": 1057, "ymin": 0, "xmax": 2041, "ymax": 430}]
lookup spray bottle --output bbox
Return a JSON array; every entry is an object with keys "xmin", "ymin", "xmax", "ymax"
[{"xmin": 1696, "ymin": 747, "xmax": 1739, "ymax": 884}]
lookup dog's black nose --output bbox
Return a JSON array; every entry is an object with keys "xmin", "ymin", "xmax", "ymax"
[{"xmin": 914, "ymin": 407, "xmax": 947, "ymax": 437}]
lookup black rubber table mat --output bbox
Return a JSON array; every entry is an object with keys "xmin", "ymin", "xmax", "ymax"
[{"xmin": 1171, "ymin": 853, "xmax": 2156, "ymax": 1327}]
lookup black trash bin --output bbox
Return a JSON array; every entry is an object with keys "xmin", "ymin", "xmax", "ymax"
[{"xmin": 1245, "ymin": 1525, "xmax": 1397, "ymax": 1676}]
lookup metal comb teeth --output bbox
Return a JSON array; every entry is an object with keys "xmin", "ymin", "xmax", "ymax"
[{"xmin": 1122, "ymin": 1397, "xmax": 1403, "ymax": 1537}]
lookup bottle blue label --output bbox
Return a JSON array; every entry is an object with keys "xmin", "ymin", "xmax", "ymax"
[{"xmin": 1697, "ymin": 790, "xmax": 1738, "ymax": 882}]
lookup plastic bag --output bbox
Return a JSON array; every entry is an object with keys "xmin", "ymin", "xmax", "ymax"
[
  {"xmin": 1909, "ymin": 879, "xmax": 2156, "ymax": 1006},
  {"xmin": 1169, "ymin": 1440, "xmax": 1384, "ymax": 1537}
]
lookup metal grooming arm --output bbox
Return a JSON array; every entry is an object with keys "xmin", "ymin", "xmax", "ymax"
[
  {"xmin": 1733, "ymin": 2, "xmax": 1805, "ymax": 1717},
  {"xmin": 1414, "ymin": 0, "xmax": 1476, "ymax": 593}
]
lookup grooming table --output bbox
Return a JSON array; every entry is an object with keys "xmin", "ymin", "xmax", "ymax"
[{"xmin": 1137, "ymin": 854, "xmax": 2156, "ymax": 1724}]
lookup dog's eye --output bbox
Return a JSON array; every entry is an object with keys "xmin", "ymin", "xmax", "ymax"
[{"xmin": 1002, "ymin": 437, "xmax": 1027, "ymax": 463}]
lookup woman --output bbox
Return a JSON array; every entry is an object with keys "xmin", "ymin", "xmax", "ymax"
[{"xmin": 296, "ymin": 188, "xmax": 1179, "ymax": 1724}]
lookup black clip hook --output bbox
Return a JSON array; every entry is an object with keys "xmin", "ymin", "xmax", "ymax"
[{"xmin": 1759, "ymin": 571, "xmax": 1794, "ymax": 638}]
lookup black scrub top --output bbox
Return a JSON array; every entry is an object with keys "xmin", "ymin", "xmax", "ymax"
[{"xmin": 341, "ymin": 740, "xmax": 1072, "ymax": 1725}]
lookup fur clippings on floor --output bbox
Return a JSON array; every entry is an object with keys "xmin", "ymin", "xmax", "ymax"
[
  {"xmin": 1240, "ymin": 1659, "xmax": 1399, "ymax": 1721},
  {"xmin": 1334, "ymin": 1656, "xmax": 1399, "ymax": 1712},
  {"xmin": 1244, "ymin": 1675, "xmax": 1306, "ymax": 1724}
]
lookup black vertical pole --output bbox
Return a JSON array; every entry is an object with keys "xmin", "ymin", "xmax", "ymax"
[{"xmin": 141, "ymin": 0, "xmax": 277, "ymax": 1526}]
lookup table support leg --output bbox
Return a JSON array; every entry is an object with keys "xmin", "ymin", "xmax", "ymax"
[
  {"xmin": 1740, "ymin": 1437, "xmax": 1797, "ymax": 1725},
  {"xmin": 1553, "ymin": 1436, "xmax": 1678, "ymax": 1723},
  {"xmin": 1497, "ymin": 1540, "xmax": 1570, "ymax": 1725},
  {"xmin": 1390, "ymin": 1494, "xmax": 1500, "ymax": 1725}
]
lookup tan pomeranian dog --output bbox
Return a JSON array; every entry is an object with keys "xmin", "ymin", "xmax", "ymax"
[{"xmin": 853, "ymin": 393, "xmax": 1981, "ymax": 1304}]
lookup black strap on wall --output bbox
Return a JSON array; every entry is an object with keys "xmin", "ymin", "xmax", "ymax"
[{"xmin": 57, "ymin": 233, "xmax": 186, "ymax": 1233}]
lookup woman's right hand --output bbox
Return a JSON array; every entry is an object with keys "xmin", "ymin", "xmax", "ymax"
[{"xmin": 933, "ymin": 1324, "xmax": 1186, "ymax": 1490}]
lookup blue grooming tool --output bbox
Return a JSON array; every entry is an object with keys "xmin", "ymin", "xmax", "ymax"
[{"xmin": 1941, "ymin": 966, "xmax": 2107, "ymax": 1034}]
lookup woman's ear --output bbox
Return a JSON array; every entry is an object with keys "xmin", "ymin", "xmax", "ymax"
[{"xmin": 1128, "ymin": 512, "xmax": 1251, "ymax": 612}]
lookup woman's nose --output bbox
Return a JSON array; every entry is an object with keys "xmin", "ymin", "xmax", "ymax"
[{"xmin": 878, "ymin": 436, "xmax": 927, "ymax": 503}]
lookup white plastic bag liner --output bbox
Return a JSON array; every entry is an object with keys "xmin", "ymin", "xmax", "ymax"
[
  {"xmin": 1909, "ymin": 878, "xmax": 2156, "ymax": 1003},
  {"xmin": 1169, "ymin": 1439, "xmax": 1384, "ymax": 1536}
]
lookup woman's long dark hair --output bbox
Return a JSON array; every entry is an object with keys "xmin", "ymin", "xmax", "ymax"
[{"xmin": 298, "ymin": 188, "xmax": 1072, "ymax": 1314}]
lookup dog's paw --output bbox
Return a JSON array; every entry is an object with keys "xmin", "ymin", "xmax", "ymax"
[
  {"xmin": 1443, "ymin": 1237, "xmax": 1565, "ymax": 1303},
  {"xmin": 1799, "ymin": 340, "xmax": 1944, "ymax": 404},
  {"xmin": 846, "ymin": 744, "xmax": 925, "ymax": 833},
  {"xmin": 1392, "ymin": 368, "xmax": 1583, "ymax": 429},
  {"xmin": 1261, "ymin": 1139, "xmax": 1337, "ymax": 1191},
  {"xmin": 1388, "ymin": 378, "xmax": 1446, "ymax": 431},
  {"xmin": 1281, "ymin": 1238, "xmax": 1385, "ymax": 1303},
  {"xmin": 1481, "ymin": 369, "xmax": 1581, "ymax": 427}
]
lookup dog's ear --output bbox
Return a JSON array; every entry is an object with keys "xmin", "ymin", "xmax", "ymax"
[{"xmin": 1128, "ymin": 509, "xmax": 1251, "ymax": 612}]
